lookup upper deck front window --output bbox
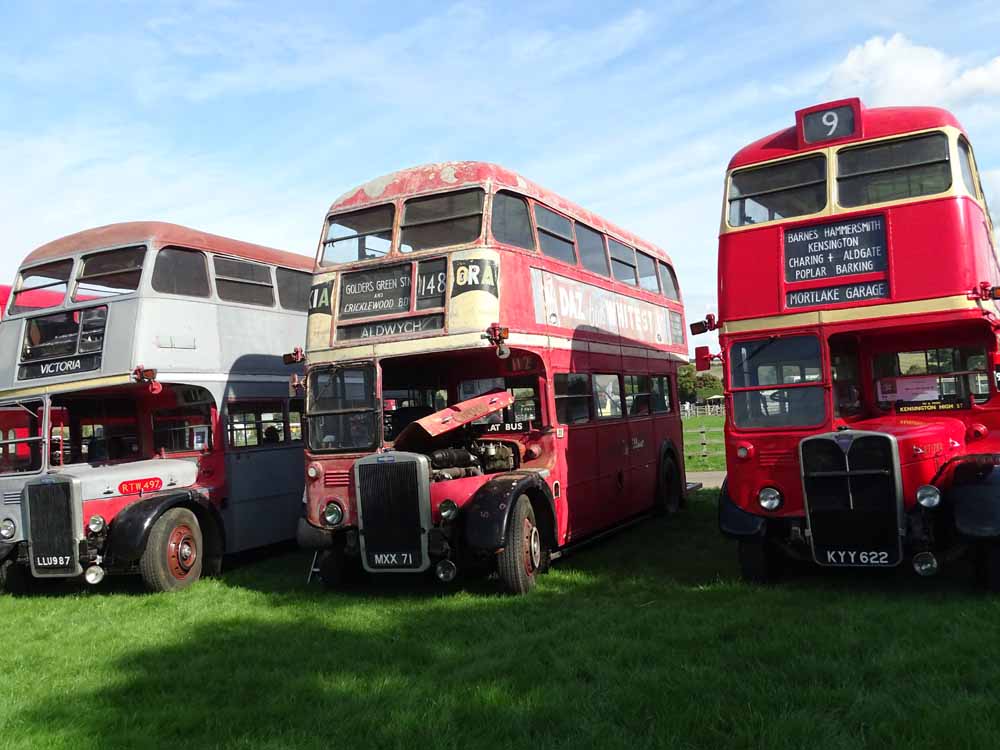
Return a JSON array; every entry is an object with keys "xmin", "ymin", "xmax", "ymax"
[
  {"xmin": 322, "ymin": 205, "xmax": 395, "ymax": 266},
  {"xmin": 728, "ymin": 155, "xmax": 826, "ymax": 227},
  {"xmin": 837, "ymin": 132, "xmax": 951, "ymax": 208},
  {"xmin": 74, "ymin": 246, "xmax": 145, "ymax": 301},
  {"xmin": 10, "ymin": 260, "xmax": 73, "ymax": 315},
  {"xmin": 401, "ymin": 189, "xmax": 484, "ymax": 253}
]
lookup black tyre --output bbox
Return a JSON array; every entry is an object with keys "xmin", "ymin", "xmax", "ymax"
[
  {"xmin": 0, "ymin": 560, "xmax": 32, "ymax": 596},
  {"xmin": 656, "ymin": 456, "xmax": 683, "ymax": 515},
  {"xmin": 738, "ymin": 539, "xmax": 784, "ymax": 584},
  {"xmin": 977, "ymin": 543, "xmax": 1000, "ymax": 593},
  {"xmin": 139, "ymin": 508, "xmax": 203, "ymax": 593},
  {"xmin": 497, "ymin": 495, "xmax": 545, "ymax": 595}
]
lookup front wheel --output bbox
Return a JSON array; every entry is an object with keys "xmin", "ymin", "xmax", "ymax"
[
  {"xmin": 738, "ymin": 539, "xmax": 784, "ymax": 584},
  {"xmin": 497, "ymin": 495, "xmax": 544, "ymax": 595},
  {"xmin": 139, "ymin": 508, "xmax": 203, "ymax": 592}
]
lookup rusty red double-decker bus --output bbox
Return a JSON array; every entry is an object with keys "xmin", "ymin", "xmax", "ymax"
[
  {"xmin": 691, "ymin": 98, "xmax": 999, "ymax": 586},
  {"xmin": 298, "ymin": 162, "xmax": 694, "ymax": 593}
]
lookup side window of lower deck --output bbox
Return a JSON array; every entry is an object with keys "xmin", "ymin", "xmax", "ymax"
[
  {"xmin": 554, "ymin": 373, "xmax": 592, "ymax": 425},
  {"xmin": 624, "ymin": 375, "xmax": 652, "ymax": 416},
  {"xmin": 227, "ymin": 401, "xmax": 287, "ymax": 448},
  {"xmin": 651, "ymin": 376, "xmax": 673, "ymax": 413},
  {"xmin": 593, "ymin": 374, "xmax": 622, "ymax": 419}
]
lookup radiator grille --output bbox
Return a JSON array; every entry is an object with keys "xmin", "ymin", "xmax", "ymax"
[
  {"xmin": 357, "ymin": 460, "xmax": 424, "ymax": 570},
  {"xmin": 25, "ymin": 481, "xmax": 78, "ymax": 575},
  {"xmin": 801, "ymin": 432, "xmax": 901, "ymax": 566}
]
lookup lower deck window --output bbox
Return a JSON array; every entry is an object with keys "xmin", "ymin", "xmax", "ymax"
[
  {"xmin": 153, "ymin": 405, "xmax": 213, "ymax": 452},
  {"xmin": 555, "ymin": 373, "xmax": 592, "ymax": 425},
  {"xmin": 874, "ymin": 347, "xmax": 989, "ymax": 410}
]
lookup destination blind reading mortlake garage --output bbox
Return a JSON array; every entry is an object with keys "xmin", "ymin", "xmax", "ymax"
[{"xmin": 783, "ymin": 215, "xmax": 890, "ymax": 308}]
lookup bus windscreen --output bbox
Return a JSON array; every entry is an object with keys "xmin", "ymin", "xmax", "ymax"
[{"xmin": 9, "ymin": 260, "xmax": 73, "ymax": 315}]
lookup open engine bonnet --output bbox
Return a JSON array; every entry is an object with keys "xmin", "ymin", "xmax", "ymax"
[{"xmin": 392, "ymin": 390, "xmax": 519, "ymax": 481}]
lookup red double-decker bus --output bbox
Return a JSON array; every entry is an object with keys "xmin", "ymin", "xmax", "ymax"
[
  {"xmin": 692, "ymin": 98, "xmax": 1000, "ymax": 586},
  {"xmin": 298, "ymin": 162, "xmax": 694, "ymax": 593}
]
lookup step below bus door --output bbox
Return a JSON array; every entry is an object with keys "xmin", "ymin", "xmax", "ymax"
[{"xmin": 223, "ymin": 445, "xmax": 305, "ymax": 552}]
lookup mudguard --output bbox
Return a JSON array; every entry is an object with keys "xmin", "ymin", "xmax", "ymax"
[
  {"xmin": 463, "ymin": 471, "xmax": 557, "ymax": 552},
  {"xmin": 718, "ymin": 480, "xmax": 767, "ymax": 538},
  {"xmin": 107, "ymin": 489, "xmax": 225, "ymax": 563},
  {"xmin": 0, "ymin": 541, "xmax": 16, "ymax": 564},
  {"xmin": 949, "ymin": 473, "xmax": 1000, "ymax": 538}
]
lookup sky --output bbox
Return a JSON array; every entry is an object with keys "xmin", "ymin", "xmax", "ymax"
[{"xmin": 1, "ymin": 1, "xmax": 999, "ymax": 353}]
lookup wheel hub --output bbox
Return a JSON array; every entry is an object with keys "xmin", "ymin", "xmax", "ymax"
[
  {"xmin": 522, "ymin": 517, "xmax": 541, "ymax": 575},
  {"xmin": 167, "ymin": 524, "xmax": 198, "ymax": 579}
]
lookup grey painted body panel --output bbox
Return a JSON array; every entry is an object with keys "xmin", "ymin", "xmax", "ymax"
[{"xmin": 0, "ymin": 240, "xmax": 309, "ymax": 559}]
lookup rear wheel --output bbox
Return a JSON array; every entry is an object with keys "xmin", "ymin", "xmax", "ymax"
[
  {"xmin": 139, "ymin": 508, "xmax": 203, "ymax": 593},
  {"xmin": 656, "ymin": 456, "xmax": 683, "ymax": 515},
  {"xmin": 738, "ymin": 539, "xmax": 784, "ymax": 584},
  {"xmin": 497, "ymin": 495, "xmax": 543, "ymax": 595}
]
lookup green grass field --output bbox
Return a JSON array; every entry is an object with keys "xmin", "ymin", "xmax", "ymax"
[
  {"xmin": 683, "ymin": 414, "xmax": 726, "ymax": 472},
  {"xmin": 3, "ymin": 490, "xmax": 1000, "ymax": 750}
]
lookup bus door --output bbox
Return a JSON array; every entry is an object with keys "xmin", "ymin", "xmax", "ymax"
[
  {"xmin": 223, "ymin": 398, "xmax": 304, "ymax": 551},
  {"xmin": 592, "ymin": 373, "xmax": 631, "ymax": 529},
  {"xmin": 553, "ymin": 373, "xmax": 601, "ymax": 539},
  {"xmin": 624, "ymin": 375, "xmax": 657, "ymax": 515}
]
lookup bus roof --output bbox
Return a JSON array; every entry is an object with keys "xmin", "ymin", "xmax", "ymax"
[
  {"xmin": 21, "ymin": 221, "xmax": 313, "ymax": 271},
  {"xmin": 329, "ymin": 161, "xmax": 672, "ymax": 264},
  {"xmin": 728, "ymin": 105, "xmax": 965, "ymax": 170}
]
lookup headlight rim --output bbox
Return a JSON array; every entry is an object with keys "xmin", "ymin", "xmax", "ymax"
[
  {"xmin": 87, "ymin": 514, "xmax": 107, "ymax": 534},
  {"xmin": 439, "ymin": 499, "xmax": 459, "ymax": 522},
  {"xmin": 916, "ymin": 485, "xmax": 941, "ymax": 509},
  {"xmin": 0, "ymin": 517, "xmax": 15, "ymax": 540},
  {"xmin": 757, "ymin": 486, "xmax": 783, "ymax": 512},
  {"xmin": 322, "ymin": 500, "xmax": 344, "ymax": 526}
]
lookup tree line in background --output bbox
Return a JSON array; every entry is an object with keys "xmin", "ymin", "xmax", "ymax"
[{"xmin": 678, "ymin": 365, "xmax": 722, "ymax": 404}]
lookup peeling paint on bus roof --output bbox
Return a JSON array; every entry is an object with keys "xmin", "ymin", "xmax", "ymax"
[{"xmin": 327, "ymin": 161, "xmax": 676, "ymax": 267}]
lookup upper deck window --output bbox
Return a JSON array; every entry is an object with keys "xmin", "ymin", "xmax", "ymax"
[
  {"xmin": 323, "ymin": 205, "xmax": 394, "ymax": 266},
  {"xmin": 276, "ymin": 267, "xmax": 311, "ymax": 311},
  {"xmin": 576, "ymin": 223, "xmax": 609, "ymax": 276},
  {"xmin": 491, "ymin": 191, "xmax": 534, "ymax": 250},
  {"xmin": 401, "ymin": 189, "xmax": 484, "ymax": 253},
  {"xmin": 214, "ymin": 257, "xmax": 275, "ymax": 307},
  {"xmin": 609, "ymin": 240, "xmax": 638, "ymax": 285},
  {"xmin": 152, "ymin": 247, "xmax": 211, "ymax": 298},
  {"xmin": 837, "ymin": 132, "xmax": 951, "ymax": 208},
  {"xmin": 10, "ymin": 260, "xmax": 73, "ymax": 315},
  {"xmin": 957, "ymin": 137, "xmax": 978, "ymax": 197},
  {"xmin": 73, "ymin": 246, "xmax": 144, "ymax": 301},
  {"xmin": 728, "ymin": 155, "xmax": 826, "ymax": 227},
  {"xmin": 636, "ymin": 251, "xmax": 659, "ymax": 292},
  {"xmin": 659, "ymin": 261, "xmax": 680, "ymax": 301},
  {"xmin": 534, "ymin": 205, "xmax": 577, "ymax": 264}
]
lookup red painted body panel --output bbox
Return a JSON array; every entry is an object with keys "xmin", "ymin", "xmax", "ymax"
[
  {"xmin": 728, "ymin": 105, "xmax": 963, "ymax": 170},
  {"xmin": 714, "ymin": 100, "xmax": 1000, "ymax": 572}
]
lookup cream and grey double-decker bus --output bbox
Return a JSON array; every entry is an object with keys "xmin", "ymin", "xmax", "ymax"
[{"xmin": 0, "ymin": 222, "xmax": 312, "ymax": 593}]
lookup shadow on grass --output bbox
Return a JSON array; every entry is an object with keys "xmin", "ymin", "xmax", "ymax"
[{"xmin": 12, "ymin": 492, "xmax": 1000, "ymax": 750}]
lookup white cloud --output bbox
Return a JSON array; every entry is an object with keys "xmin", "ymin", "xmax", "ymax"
[
  {"xmin": 825, "ymin": 33, "xmax": 1000, "ymax": 107},
  {"xmin": 0, "ymin": 126, "xmax": 319, "ymax": 285}
]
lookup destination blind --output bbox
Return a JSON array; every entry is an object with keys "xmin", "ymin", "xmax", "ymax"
[{"xmin": 784, "ymin": 216, "xmax": 887, "ymax": 283}]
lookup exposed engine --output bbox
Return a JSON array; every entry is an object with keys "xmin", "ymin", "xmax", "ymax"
[{"xmin": 428, "ymin": 439, "xmax": 518, "ymax": 482}]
